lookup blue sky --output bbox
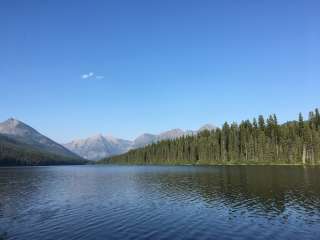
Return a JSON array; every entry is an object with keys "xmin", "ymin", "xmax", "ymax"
[{"xmin": 0, "ymin": 0, "xmax": 319, "ymax": 143}]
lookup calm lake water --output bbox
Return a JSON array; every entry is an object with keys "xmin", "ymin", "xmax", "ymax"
[{"xmin": 0, "ymin": 165, "xmax": 320, "ymax": 240}]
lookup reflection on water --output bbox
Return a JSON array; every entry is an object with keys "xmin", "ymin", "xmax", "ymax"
[{"xmin": 0, "ymin": 165, "xmax": 320, "ymax": 240}]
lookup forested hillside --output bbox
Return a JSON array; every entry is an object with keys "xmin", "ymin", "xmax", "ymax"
[
  {"xmin": 0, "ymin": 134, "xmax": 86, "ymax": 166},
  {"xmin": 102, "ymin": 109, "xmax": 320, "ymax": 165}
]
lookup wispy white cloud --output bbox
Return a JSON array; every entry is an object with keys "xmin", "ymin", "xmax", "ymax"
[
  {"xmin": 81, "ymin": 72, "xmax": 94, "ymax": 79},
  {"xmin": 81, "ymin": 72, "xmax": 104, "ymax": 80}
]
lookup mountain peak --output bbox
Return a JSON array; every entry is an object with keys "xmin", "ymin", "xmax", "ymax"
[
  {"xmin": 199, "ymin": 124, "xmax": 215, "ymax": 132},
  {"xmin": 64, "ymin": 134, "xmax": 132, "ymax": 160},
  {"xmin": 91, "ymin": 134, "xmax": 104, "ymax": 139},
  {"xmin": 133, "ymin": 133, "xmax": 157, "ymax": 148},
  {"xmin": 8, "ymin": 117, "xmax": 17, "ymax": 121},
  {"xmin": 0, "ymin": 118, "xmax": 79, "ymax": 159},
  {"xmin": 104, "ymin": 135, "xmax": 119, "ymax": 143},
  {"xmin": 4, "ymin": 117, "xmax": 23, "ymax": 126},
  {"xmin": 0, "ymin": 118, "xmax": 33, "ymax": 136},
  {"xmin": 158, "ymin": 128, "xmax": 185, "ymax": 140},
  {"xmin": 164, "ymin": 128, "xmax": 183, "ymax": 132}
]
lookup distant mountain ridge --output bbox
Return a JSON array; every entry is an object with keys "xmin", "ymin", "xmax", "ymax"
[
  {"xmin": 0, "ymin": 118, "xmax": 84, "ymax": 165},
  {"xmin": 64, "ymin": 124, "xmax": 216, "ymax": 160},
  {"xmin": 0, "ymin": 118, "xmax": 79, "ymax": 158},
  {"xmin": 64, "ymin": 134, "xmax": 132, "ymax": 160}
]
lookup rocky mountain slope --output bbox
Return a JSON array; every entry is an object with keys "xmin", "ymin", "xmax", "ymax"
[
  {"xmin": 0, "ymin": 118, "xmax": 84, "ymax": 165},
  {"xmin": 0, "ymin": 118, "xmax": 79, "ymax": 158},
  {"xmin": 64, "ymin": 134, "xmax": 132, "ymax": 161}
]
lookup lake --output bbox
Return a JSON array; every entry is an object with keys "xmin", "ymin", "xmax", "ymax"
[{"xmin": 0, "ymin": 165, "xmax": 320, "ymax": 240}]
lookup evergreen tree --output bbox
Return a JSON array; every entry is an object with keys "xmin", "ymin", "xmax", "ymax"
[
  {"xmin": 258, "ymin": 115, "xmax": 265, "ymax": 131},
  {"xmin": 100, "ymin": 109, "xmax": 320, "ymax": 166},
  {"xmin": 315, "ymin": 108, "xmax": 320, "ymax": 130},
  {"xmin": 298, "ymin": 112, "xmax": 304, "ymax": 137}
]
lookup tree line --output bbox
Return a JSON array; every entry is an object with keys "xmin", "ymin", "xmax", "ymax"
[{"xmin": 102, "ymin": 108, "xmax": 320, "ymax": 165}]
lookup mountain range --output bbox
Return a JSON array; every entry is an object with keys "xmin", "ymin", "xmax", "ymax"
[
  {"xmin": 63, "ymin": 124, "xmax": 215, "ymax": 161},
  {"xmin": 0, "ymin": 117, "xmax": 215, "ymax": 164}
]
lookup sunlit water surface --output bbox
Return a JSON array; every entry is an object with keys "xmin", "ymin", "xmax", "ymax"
[{"xmin": 0, "ymin": 165, "xmax": 320, "ymax": 240}]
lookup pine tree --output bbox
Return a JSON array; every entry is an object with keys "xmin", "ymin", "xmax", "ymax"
[
  {"xmin": 298, "ymin": 113, "xmax": 304, "ymax": 137},
  {"xmin": 258, "ymin": 115, "xmax": 265, "ymax": 131},
  {"xmin": 315, "ymin": 108, "xmax": 320, "ymax": 130}
]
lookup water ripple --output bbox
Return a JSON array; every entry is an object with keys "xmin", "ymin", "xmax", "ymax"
[{"xmin": 0, "ymin": 165, "xmax": 320, "ymax": 240}]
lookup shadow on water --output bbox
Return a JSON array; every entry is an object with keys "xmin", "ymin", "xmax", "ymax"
[
  {"xmin": 0, "ymin": 232, "xmax": 7, "ymax": 240},
  {"xmin": 132, "ymin": 166, "xmax": 320, "ymax": 218}
]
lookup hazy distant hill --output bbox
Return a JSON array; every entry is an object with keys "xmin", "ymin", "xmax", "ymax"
[
  {"xmin": 64, "ymin": 124, "xmax": 215, "ymax": 160},
  {"xmin": 0, "ymin": 118, "xmax": 84, "ymax": 166}
]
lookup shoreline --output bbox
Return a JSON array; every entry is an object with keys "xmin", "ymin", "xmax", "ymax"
[{"xmin": 97, "ymin": 162, "xmax": 320, "ymax": 167}]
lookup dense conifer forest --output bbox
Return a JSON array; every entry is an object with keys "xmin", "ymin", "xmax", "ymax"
[{"xmin": 102, "ymin": 109, "xmax": 320, "ymax": 165}]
